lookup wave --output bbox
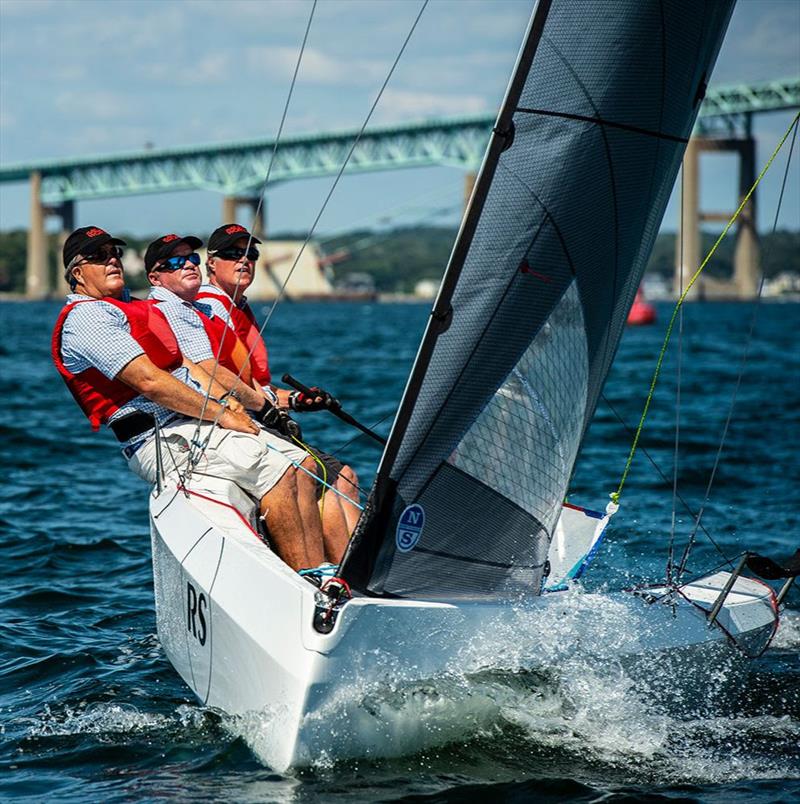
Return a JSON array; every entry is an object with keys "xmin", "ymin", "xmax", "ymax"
[{"xmin": 219, "ymin": 591, "xmax": 800, "ymax": 782}]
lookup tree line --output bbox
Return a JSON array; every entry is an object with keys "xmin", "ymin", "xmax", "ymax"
[{"xmin": 1, "ymin": 226, "xmax": 798, "ymax": 295}]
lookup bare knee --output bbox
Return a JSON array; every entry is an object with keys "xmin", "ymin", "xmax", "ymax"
[
  {"xmin": 270, "ymin": 464, "xmax": 298, "ymax": 496},
  {"xmin": 339, "ymin": 465, "xmax": 358, "ymax": 488},
  {"xmin": 299, "ymin": 458, "xmax": 318, "ymax": 484}
]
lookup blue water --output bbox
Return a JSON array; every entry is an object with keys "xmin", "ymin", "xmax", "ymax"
[{"xmin": 1, "ymin": 300, "xmax": 798, "ymax": 802}]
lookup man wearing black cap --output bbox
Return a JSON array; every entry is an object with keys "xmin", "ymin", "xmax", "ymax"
[
  {"xmin": 144, "ymin": 233, "xmax": 268, "ymax": 409},
  {"xmin": 148, "ymin": 231, "xmax": 356, "ymax": 560},
  {"xmin": 198, "ymin": 224, "xmax": 363, "ymax": 537},
  {"xmin": 53, "ymin": 226, "xmax": 329, "ymax": 572}
]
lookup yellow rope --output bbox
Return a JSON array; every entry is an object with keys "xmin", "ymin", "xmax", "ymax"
[
  {"xmin": 611, "ymin": 111, "xmax": 800, "ymax": 506},
  {"xmin": 292, "ymin": 435, "xmax": 328, "ymax": 520}
]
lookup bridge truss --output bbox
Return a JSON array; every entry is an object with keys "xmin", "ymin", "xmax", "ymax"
[{"xmin": 1, "ymin": 78, "xmax": 798, "ymax": 205}]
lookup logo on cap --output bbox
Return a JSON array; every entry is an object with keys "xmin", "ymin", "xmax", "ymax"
[
  {"xmin": 162, "ymin": 234, "xmax": 180, "ymax": 243},
  {"xmin": 86, "ymin": 227, "xmax": 107, "ymax": 238},
  {"xmin": 225, "ymin": 225, "xmax": 246, "ymax": 235}
]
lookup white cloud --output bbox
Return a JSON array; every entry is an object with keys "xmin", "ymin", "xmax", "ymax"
[
  {"xmin": 142, "ymin": 52, "xmax": 232, "ymax": 86},
  {"xmin": 0, "ymin": 0, "xmax": 61, "ymax": 15},
  {"xmin": 59, "ymin": 124, "xmax": 152, "ymax": 151},
  {"xmin": 376, "ymin": 88, "xmax": 488, "ymax": 122},
  {"xmin": 0, "ymin": 109, "xmax": 16, "ymax": 129},
  {"xmin": 245, "ymin": 45, "xmax": 386, "ymax": 86},
  {"xmin": 54, "ymin": 90, "xmax": 129, "ymax": 121},
  {"xmin": 182, "ymin": 0, "xmax": 306, "ymax": 24},
  {"xmin": 738, "ymin": 5, "xmax": 800, "ymax": 64}
]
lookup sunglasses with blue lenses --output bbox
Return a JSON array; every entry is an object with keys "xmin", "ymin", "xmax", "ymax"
[
  {"xmin": 214, "ymin": 246, "xmax": 259, "ymax": 262},
  {"xmin": 156, "ymin": 253, "xmax": 201, "ymax": 271}
]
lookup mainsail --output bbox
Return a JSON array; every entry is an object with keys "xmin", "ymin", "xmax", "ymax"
[{"xmin": 341, "ymin": 0, "xmax": 735, "ymax": 598}]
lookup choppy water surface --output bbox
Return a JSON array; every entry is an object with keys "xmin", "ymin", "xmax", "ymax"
[{"xmin": 1, "ymin": 300, "xmax": 798, "ymax": 802}]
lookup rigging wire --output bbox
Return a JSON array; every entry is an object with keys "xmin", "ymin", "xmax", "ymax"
[
  {"xmin": 333, "ymin": 410, "xmax": 394, "ymax": 453},
  {"xmin": 188, "ymin": 0, "xmax": 430, "ymax": 466},
  {"xmin": 185, "ymin": 0, "xmax": 318, "ymax": 472},
  {"xmin": 666, "ymin": 165, "xmax": 686, "ymax": 583},
  {"xmin": 316, "ymin": 180, "xmax": 461, "ymax": 248},
  {"xmin": 253, "ymin": 0, "xmax": 430, "ymax": 343},
  {"xmin": 601, "ymin": 394, "xmax": 734, "ymax": 569},
  {"xmin": 611, "ymin": 110, "xmax": 800, "ymax": 507},
  {"xmin": 675, "ymin": 113, "xmax": 799, "ymax": 581}
]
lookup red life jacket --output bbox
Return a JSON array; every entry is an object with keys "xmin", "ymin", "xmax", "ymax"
[
  {"xmin": 51, "ymin": 297, "xmax": 183, "ymax": 431},
  {"xmin": 196, "ymin": 289, "xmax": 271, "ymax": 385},
  {"xmin": 196, "ymin": 308, "xmax": 254, "ymax": 387}
]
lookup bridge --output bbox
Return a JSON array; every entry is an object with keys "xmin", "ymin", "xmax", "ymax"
[{"xmin": 1, "ymin": 77, "xmax": 797, "ymax": 298}]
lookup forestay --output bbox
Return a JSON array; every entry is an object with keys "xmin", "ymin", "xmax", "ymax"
[{"xmin": 341, "ymin": 0, "xmax": 735, "ymax": 598}]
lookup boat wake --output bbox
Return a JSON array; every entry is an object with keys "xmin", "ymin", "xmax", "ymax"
[
  {"xmin": 12, "ymin": 596, "xmax": 797, "ymax": 795},
  {"xmin": 221, "ymin": 595, "xmax": 799, "ymax": 782}
]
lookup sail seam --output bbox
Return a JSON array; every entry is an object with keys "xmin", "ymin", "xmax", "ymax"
[
  {"xmin": 515, "ymin": 107, "xmax": 689, "ymax": 144},
  {"xmin": 412, "ymin": 546, "xmax": 547, "ymax": 571},
  {"xmin": 538, "ymin": 37, "xmax": 620, "ymax": 415},
  {"xmin": 347, "ymin": 0, "xmax": 555, "ymax": 547},
  {"xmin": 382, "ymin": 204, "xmax": 553, "ymax": 484},
  {"xmin": 497, "ymin": 160, "xmax": 577, "ymax": 276}
]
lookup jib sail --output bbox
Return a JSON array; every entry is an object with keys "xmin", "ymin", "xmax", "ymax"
[{"xmin": 341, "ymin": 0, "xmax": 735, "ymax": 598}]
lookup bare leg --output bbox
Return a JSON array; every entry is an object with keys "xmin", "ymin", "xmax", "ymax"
[
  {"xmin": 259, "ymin": 469, "xmax": 311, "ymax": 571},
  {"xmin": 320, "ymin": 490, "xmax": 350, "ymax": 563},
  {"xmin": 337, "ymin": 466, "xmax": 362, "ymax": 533},
  {"xmin": 295, "ymin": 458, "xmax": 326, "ymax": 567}
]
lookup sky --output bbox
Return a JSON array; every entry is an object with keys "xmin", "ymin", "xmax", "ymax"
[{"xmin": 0, "ymin": 0, "xmax": 798, "ymax": 240}]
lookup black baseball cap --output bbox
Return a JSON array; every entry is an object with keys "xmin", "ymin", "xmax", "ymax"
[
  {"xmin": 62, "ymin": 226, "xmax": 127, "ymax": 269},
  {"xmin": 207, "ymin": 223, "xmax": 261, "ymax": 254},
  {"xmin": 144, "ymin": 233, "xmax": 204, "ymax": 272}
]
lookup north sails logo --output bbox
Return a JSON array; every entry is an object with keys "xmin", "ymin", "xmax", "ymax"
[
  {"xmin": 86, "ymin": 227, "xmax": 106, "ymax": 238},
  {"xmin": 225, "ymin": 225, "xmax": 246, "ymax": 235},
  {"xmin": 162, "ymin": 234, "xmax": 180, "ymax": 242},
  {"xmin": 396, "ymin": 504, "xmax": 425, "ymax": 552}
]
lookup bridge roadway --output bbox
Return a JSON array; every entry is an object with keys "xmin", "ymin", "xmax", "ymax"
[{"xmin": 1, "ymin": 77, "xmax": 798, "ymax": 204}]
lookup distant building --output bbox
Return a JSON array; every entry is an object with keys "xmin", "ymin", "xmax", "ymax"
[
  {"xmin": 122, "ymin": 249, "xmax": 145, "ymax": 277},
  {"xmin": 764, "ymin": 272, "xmax": 800, "ymax": 298},
  {"xmin": 198, "ymin": 241, "xmax": 334, "ymax": 301},
  {"xmin": 334, "ymin": 272, "xmax": 377, "ymax": 300},
  {"xmin": 414, "ymin": 279, "xmax": 439, "ymax": 299}
]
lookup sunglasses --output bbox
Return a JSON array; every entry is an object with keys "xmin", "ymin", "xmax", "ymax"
[
  {"xmin": 156, "ymin": 253, "xmax": 202, "ymax": 272},
  {"xmin": 79, "ymin": 245, "xmax": 124, "ymax": 265},
  {"xmin": 214, "ymin": 246, "xmax": 259, "ymax": 262}
]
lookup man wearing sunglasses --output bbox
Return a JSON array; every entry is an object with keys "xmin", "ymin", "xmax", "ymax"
[
  {"xmin": 53, "ymin": 225, "xmax": 329, "ymax": 572},
  {"xmin": 145, "ymin": 231, "xmax": 352, "ymax": 562},
  {"xmin": 145, "ymin": 233, "xmax": 265, "ymax": 407},
  {"xmin": 198, "ymin": 224, "xmax": 362, "ymax": 537}
]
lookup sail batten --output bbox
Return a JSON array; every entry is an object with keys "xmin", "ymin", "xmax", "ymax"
[
  {"xmin": 342, "ymin": 0, "xmax": 735, "ymax": 599},
  {"xmin": 515, "ymin": 108, "xmax": 690, "ymax": 144}
]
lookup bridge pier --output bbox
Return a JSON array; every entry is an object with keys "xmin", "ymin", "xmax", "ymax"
[
  {"xmin": 675, "ymin": 131, "xmax": 759, "ymax": 300},
  {"xmin": 25, "ymin": 174, "xmax": 77, "ymax": 298},
  {"xmin": 48, "ymin": 200, "xmax": 75, "ymax": 295},
  {"xmin": 222, "ymin": 195, "xmax": 266, "ymax": 238},
  {"xmin": 25, "ymin": 172, "xmax": 48, "ymax": 299}
]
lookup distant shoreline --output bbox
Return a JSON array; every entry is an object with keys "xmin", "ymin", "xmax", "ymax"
[{"xmin": 4, "ymin": 293, "xmax": 800, "ymax": 304}]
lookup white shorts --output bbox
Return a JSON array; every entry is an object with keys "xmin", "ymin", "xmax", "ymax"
[{"xmin": 125, "ymin": 419, "xmax": 308, "ymax": 500}]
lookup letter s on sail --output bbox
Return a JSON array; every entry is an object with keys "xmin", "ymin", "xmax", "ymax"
[{"xmin": 396, "ymin": 504, "xmax": 425, "ymax": 552}]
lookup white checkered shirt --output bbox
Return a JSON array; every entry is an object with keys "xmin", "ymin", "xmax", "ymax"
[
  {"xmin": 148, "ymin": 286, "xmax": 214, "ymax": 363},
  {"xmin": 60, "ymin": 292, "xmax": 202, "ymax": 448}
]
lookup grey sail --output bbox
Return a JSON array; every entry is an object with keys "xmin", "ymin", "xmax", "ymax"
[{"xmin": 341, "ymin": 0, "xmax": 735, "ymax": 598}]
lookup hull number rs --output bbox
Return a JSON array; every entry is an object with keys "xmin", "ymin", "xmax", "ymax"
[{"xmin": 187, "ymin": 581, "xmax": 208, "ymax": 646}]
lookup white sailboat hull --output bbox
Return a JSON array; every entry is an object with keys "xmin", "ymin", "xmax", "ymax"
[{"xmin": 150, "ymin": 481, "xmax": 778, "ymax": 771}]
